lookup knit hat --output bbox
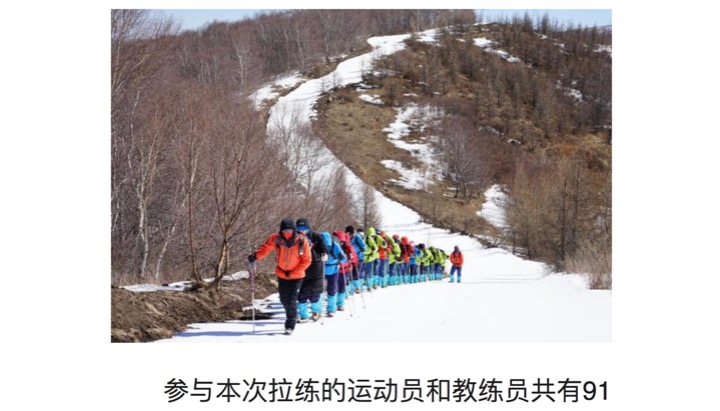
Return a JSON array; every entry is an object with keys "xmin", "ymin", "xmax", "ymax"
[{"xmin": 279, "ymin": 218, "xmax": 295, "ymax": 232}]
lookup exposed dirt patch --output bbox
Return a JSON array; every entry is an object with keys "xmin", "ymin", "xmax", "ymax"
[{"xmin": 111, "ymin": 274, "xmax": 278, "ymax": 343}]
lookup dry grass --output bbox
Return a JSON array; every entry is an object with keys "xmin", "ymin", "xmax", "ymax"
[
  {"xmin": 565, "ymin": 244, "xmax": 612, "ymax": 290},
  {"xmin": 111, "ymin": 273, "xmax": 278, "ymax": 342},
  {"xmin": 315, "ymin": 88, "xmax": 413, "ymax": 186}
]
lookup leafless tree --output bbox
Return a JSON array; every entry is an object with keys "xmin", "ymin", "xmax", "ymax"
[
  {"xmin": 268, "ymin": 103, "xmax": 333, "ymax": 200},
  {"xmin": 438, "ymin": 116, "xmax": 489, "ymax": 201},
  {"xmin": 360, "ymin": 184, "xmax": 381, "ymax": 230},
  {"xmin": 111, "ymin": 10, "xmax": 179, "ymax": 281},
  {"xmin": 204, "ymin": 101, "xmax": 290, "ymax": 290}
]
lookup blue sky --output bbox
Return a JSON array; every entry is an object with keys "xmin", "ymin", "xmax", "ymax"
[{"xmin": 160, "ymin": 9, "xmax": 611, "ymax": 32}]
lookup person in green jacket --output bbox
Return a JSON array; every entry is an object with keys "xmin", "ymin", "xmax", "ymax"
[
  {"xmin": 387, "ymin": 234, "xmax": 402, "ymax": 286},
  {"xmin": 434, "ymin": 248, "xmax": 448, "ymax": 281},
  {"xmin": 364, "ymin": 227, "xmax": 385, "ymax": 290},
  {"xmin": 418, "ymin": 243, "xmax": 431, "ymax": 282}
]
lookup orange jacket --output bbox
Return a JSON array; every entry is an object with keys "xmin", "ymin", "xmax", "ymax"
[
  {"xmin": 255, "ymin": 232, "xmax": 311, "ymax": 280},
  {"xmin": 450, "ymin": 250, "xmax": 464, "ymax": 267}
]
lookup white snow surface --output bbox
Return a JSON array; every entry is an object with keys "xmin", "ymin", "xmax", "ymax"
[
  {"xmin": 358, "ymin": 94, "xmax": 383, "ymax": 105},
  {"xmin": 152, "ymin": 30, "xmax": 611, "ymax": 343},
  {"xmin": 380, "ymin": 159, "xmax": 427, "ymax": 190},
  {"xmin": 473, "ymin": 37, "xmax": 523, "ymax": 63},
  {"xmin": 381, "ymin": 104, "xmax": 444, "ymax": 189},
  {"xmin": 477, "ymin": 184, "xmax": 508, "ymax": 229},
  {"xmin": 595, "ymin": 44, "xmax": 612, "ymax": 54},
  {"xmin": 249, "ymin": 71, "xmax": 303, "ymax": 110}
]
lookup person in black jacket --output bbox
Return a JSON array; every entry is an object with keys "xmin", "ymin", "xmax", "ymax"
[{"xmin": 295, "ymin": 217, "xmax": 328, "ymax": 322}]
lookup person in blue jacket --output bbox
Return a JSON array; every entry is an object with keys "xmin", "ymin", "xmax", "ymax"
[
  {"xmin": 408, "ymin": 241, "xmax": 420, "ymax": 283},
  {"xmin": 296, "ymin": 218, "xmax": 328, "ymax": 322},
  {"xmin": 345, "ymin": 225, "xmax": 366, "ymax": 293},
  {"xmin": 320, "ymin": 231, "xmax": 347, "ymax": 317}
]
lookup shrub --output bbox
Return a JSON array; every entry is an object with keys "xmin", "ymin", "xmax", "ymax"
[{"xmin": 564, "ymin": 242, "xmax": 612, "ymax": 290}]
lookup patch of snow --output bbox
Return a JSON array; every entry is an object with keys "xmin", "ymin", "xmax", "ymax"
[
  {"xmin": 477, "ymin": 184, "xmax": 508, "ymax": 229},
  {"xmin": 473, "ymin": 37, "xmax": 494, "ymax": 48},
  {"xmin": 248, "ymin": 71, "xmax": 303, "ymax": 110},
  {"xmin": 595, "ymin": 44, "xmax": 612, "ymax": 54},
  {"xmin": 567, "ymin": 88, "xmax": 584, "ymax": 102},
  {"xmin": 473, "ymin": 37, "xmax": 522, "ymax": 63},
  {"xmin": 379, "ymin": 104, "xmax": 445, "ymax": 188},
  {"xmin": 358, "ymin": 94, "xmax": 383, "ymax": 105},
  {"xmin": 415, "ymin": 30, "xmax": 439, "ymax": 44},
  {"xmin": 380, "ymin": 160, "xmax": 429, "ymax": 191},
  {"xmin": 122, "ymin": 271, "xmax": 250, "ymax": 293}
]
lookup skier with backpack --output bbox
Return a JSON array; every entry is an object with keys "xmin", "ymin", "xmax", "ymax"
[
  {"xmin": 385, "ymin": 233, "xmax": 402, "ymax": 286},
  {"xmin": 399, "ymin": 236, "xmax": 412, "ymax": 284},
  {"xmin": 362, "ymin": 227, "xmax": 381, "ymax": 290},
  {"xmin": 408, "ymin": 241, "xmax": 420, "ymax": 283},
  {"xmin": 334, "ymin": 230, "xmax": 359, "ymax": 311},
  {"xmin": 295, "ymin": 218, "xmax": 328, "ymax": 323},
  {"xmin": 248, "ymin": 218, "xmax": 311, "ymax": 335},
  {"xmin": 345, "ymin": 226, "xmax": 365, "ymax": 293},
  {"xmin": 320, "ymin": 231, "xmax": 347, "ymax": 317},
  {"xmin": 366, "ymin": 227, "xmax": 386, "ymax": 289},
  {"xmin": 449, "ymin": 245, "xmax": 464, "ymax": 283}
]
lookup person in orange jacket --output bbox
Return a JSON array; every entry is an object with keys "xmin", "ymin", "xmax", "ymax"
[
  {"xmin": 248, "ymin": 218, "xmax": 311, "ymax": 335},
  {"xmin": 449, "ymin": 245, "xmax": 464, "ymax": 283}
]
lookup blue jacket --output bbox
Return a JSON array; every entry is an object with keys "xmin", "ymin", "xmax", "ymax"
[
  {"xmin": 409, "ymin": 246, "xmax": 422, "ymax": 265},
  {"xmin": 321, "ymin": 232, "xmax": 346, "ymax": 276},
  {"xmin": 349, "ymin": 232, "xmax": 366, "ymax": 261}
]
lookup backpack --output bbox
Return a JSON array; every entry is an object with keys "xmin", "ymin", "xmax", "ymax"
[
  {"xmin": 401, "ymin": 243, "xmax": 412, "ymax": 261},
  {"xmin": 341, "ymin": 240, "xmax": 359, "ymax": 267}
]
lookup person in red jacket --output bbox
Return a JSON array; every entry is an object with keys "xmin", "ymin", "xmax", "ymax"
[
  {"xmin": 248, "ymin": 218, "xmax": 311, "ymax": 335},
  {"xmin": 449, "ymin": 245, "xmax": 464, "ymax": 283}
]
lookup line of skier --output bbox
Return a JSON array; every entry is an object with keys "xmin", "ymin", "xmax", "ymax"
[{"xmin": 248, "ymin": 218, "xmax": 464, "ymax": 335}]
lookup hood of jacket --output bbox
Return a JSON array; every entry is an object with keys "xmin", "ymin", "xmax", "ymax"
[
  {"xmin": 333, "ymin": 230, "xmax": 349, "ymax": 243},
  {"xmin": 366, "ymin": 227, "xmax": 376, "ymax": 236},
  {"xmin": 279, "ymin": 218, "xmax": 296, "ymax": 232}
]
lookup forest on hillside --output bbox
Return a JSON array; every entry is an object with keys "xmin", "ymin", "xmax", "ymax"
[{"xmin": 111, "ymin": 9, "xmax": 611, "ymax": 289}]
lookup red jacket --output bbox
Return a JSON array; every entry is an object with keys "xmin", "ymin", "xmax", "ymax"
[
  {"xmin": 255, "ymin": 232, "xmax": 311, "ymax": 280},
  {"xmin": 450, "ymin": 251, "xmax": 464, "ymax": 267}
]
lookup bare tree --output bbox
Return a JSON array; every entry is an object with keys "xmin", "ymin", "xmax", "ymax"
[
  {"xmin": 360, "ymin": 184, "xmax": 381, "ymax": 230},
  {"xmin": 111, "ymin": 10, "xmax": 179, "ymax": 281},
  {"xmin": 438, "ymin": 116, "xmax": 489, "ymax": 201},
  {"xmin": 268, "ymin": 103, "xmax": 333, "ymax": 199},
  {"xmin": 204, "ymin": 101, "xmax": 290, "ymax": 290}
]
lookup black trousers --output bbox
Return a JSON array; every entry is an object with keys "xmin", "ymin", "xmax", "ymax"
[{"xmin": 277, "ymin": 278, "xmax": 302, "ymax": 330}]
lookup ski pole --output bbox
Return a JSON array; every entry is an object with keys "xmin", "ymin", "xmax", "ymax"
[
  {"xmin": 249, "ymin": 261, "xmax": 257, "ymax": 334},
  {"xmin": 358, "ymin": 262, "xmax": 367, "ymax": 308},
  {"xmin": 348, "ymin": 268, "xmax": 356, "ymax": 316},
  {"xmin": 343, "ymin": 267, "xmax": 355, "ymax": 317}
]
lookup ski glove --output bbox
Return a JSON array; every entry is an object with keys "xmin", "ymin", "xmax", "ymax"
[{"xmin": 248, "ymin": 253, "xmax": 257, "ymax": 263}]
